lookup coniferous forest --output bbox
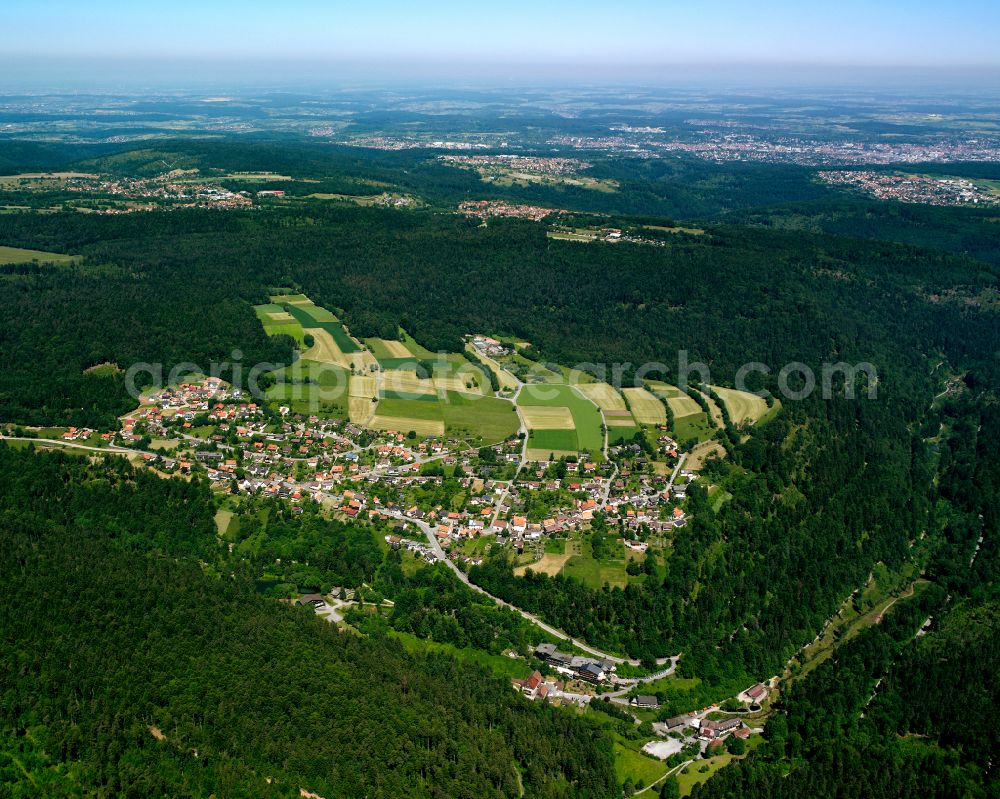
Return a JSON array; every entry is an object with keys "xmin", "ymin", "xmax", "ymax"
[{"xmin": 1, "ymin": 134, "xmax": 999, "ymax": 798}]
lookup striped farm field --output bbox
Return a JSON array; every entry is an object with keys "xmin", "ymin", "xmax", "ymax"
[
  {"xmin": 647, "ymin": 381, "xmax": 701, "ymax": 417},
  {"xmin": 622, "ymin": 386, "xmax": 666, "ymax": 425},
  {"xmin": 369, "ymin": 414, "xmax": 445, "ymax": 438},
  {"xmin": 348, "ymin": 374, "xmax": 378, "ymax": 424},
  {"xmin": 603, "ymin": 410, "xmax": 637, "ymax": 428},
  {"xmin": 382, "ymin": 369, "xmax": 437, "ymax": 396},
  {"xmin": 519, "ymin": 405, "xmax": 575, "ymax": 430},
  {"xmin": 575, "ymin": 382, "xmax": 628, "ymax": 412},
  {"xmin": 279, "ymin": 299, "xmax": 361, "ymax": 353},
  {"xmin": 301, "ymin": 328, "xmax": 351, "ymax": 368},
  {"xmin": 711, "ymin": 385, "xmax": 773, "ymax": 426},
  {"xmin": 518, "ymin": 383, "xmax": 604, "ymax": 457},
  {"xmin": 365, "ymin": 337, "xmax": 412, "ymax": 359}
]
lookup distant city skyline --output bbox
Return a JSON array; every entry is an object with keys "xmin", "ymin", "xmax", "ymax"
[{"xmin": 2, "ymin": 0, "xmax": 1000, "ymax": 89}]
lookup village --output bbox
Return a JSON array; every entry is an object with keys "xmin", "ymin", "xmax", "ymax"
[{"xmin": 106, "ymin": 376, "xmax": 697, "ymax": 573}]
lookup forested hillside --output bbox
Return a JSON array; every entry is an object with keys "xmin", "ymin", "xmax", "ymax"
[
  {"xmin": 2, "ymin": 198, "xmax": 997, "ymax": 428},
  {"xmin": 0, "ymin": 446, "xmax": 619, "ymax": 799}
]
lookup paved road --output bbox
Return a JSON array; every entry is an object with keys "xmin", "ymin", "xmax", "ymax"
[
  {"xmin": 385, "ymin": 509, "xmax": 644, "ymax": 665},
  {"xmin": 0, "ymin": 435, "xmax": 144, "ymax": 457}
]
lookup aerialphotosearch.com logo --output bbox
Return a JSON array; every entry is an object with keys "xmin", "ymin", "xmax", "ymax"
[{"xmin": 123, "ymin": 349, "xmax": 878, "ymax": 408}]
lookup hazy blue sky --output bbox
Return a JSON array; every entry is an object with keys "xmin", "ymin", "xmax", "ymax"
[{"xmin": 2, "ymin": 0, "xmax": 999, "ymax": 86}]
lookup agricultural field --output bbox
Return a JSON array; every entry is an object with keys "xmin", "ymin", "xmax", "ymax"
[
  {"xmin": 259, "ymin": 294, "xmax": 377, "ymax": 373},
  {"xmin": 266, "ymin": 360, "xmax": 350, "ymax": 418},
  {"xmin": 518, "ymin": 383, "xmax": 605, "ymax": 461},
  {"xmin": 699, "ymin": 391, "xmax": 725, "ymax": 427},
  {"xmin": 575, "ymin": 382, "xmax": 634, "ymax": 431},
  {"xmin": 348, "ymin": 374, "xmax": 378, "ymax": 425},
  {"xmin": 647, "ymin": 381, "xmax": 716, "ymax": 444},
  {"xmin": 710, "ymin": 385, "xmax": 775, "ymax": 426},
  {"xmin": 0, "ymin": 245, "xmax": 80, "ymax": 265},
  {"xmin": 381, "ymin": 364, "xmax": 487, "ymax": 397},
  {"xmin": 364, "ymin": 337, "xmax": 411, "ymax": 360},
  {"xmin": 274, "ymin": 295, "xmax": 363, "ymax": 354},
  {"xmin": 370, "ymin": 392, "xmax": 518, "ymax": 444},
  {"xmin": 519, "ymin": 405, "xmax": 575, "ymax": 430},
  {"xmin": 647, "ymin": 381, "xmax": 700, "ymax": 417},
  {"xmin": 381, "ymin": 369, "xmax": 438, "ymax": 397},
  {"xmin": 622, "ymin": 386, "xmax": 667, "ymax": 425}
]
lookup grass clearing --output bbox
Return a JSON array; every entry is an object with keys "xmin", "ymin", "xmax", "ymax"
[
  {"xmin": 388, "ymin": 630, "xmax": 531, "ymax": 681},
  {"xmin": 514, "ymin": 551, "xmax": 572, "ymax": 577},
  {"xmin": 710, "ymin": 385, "xmax": 771, "ymax": 426},
  {"xmin": 214, "ymin": 509, "xmax": 235, "ymax": 536},
  {"xmin": 623, "ymin": 386, "xmax": 667, "ymax": 425},
  {"xmin": 561, "ymin": 535, "xmax": 644, "ymax": 590},
  {"xmin": 0, "ymin": 245, "xmax": 80, "ymax": 265},
  {"xmin": 687, "ymin": 441, "xmax": 726, "ymax": 470}
]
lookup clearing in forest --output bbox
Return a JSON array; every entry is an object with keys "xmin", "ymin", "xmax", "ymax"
[
  {"xmin": 710, "ymin": 386, "xmax": 773, "ymax": 426},
  {"xmin": 514, "ymin": 552, "xmax": 572, "ymax": 577}
]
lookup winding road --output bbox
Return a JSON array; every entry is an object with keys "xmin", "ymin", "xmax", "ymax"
[{"xmin": 384, "ymin": 509, "xmax": 655, "ymax": 665}]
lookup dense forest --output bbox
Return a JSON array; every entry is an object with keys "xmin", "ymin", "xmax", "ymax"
[
  {"xmin": 2, "ymin": 139, "xmax": 999, "ymax": 797},
  {"xmin": 0, "ymin": 445, "xmax": 619, "ymax": 798},
  {"xmin": 690, "ymin": 389, "xmax": 1000, "ymax": 798}
]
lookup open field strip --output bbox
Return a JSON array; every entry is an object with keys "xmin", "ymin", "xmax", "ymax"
[
  {"xmin": 368, "ymin": 414, "xmax": 445, "ymax": 437},
  {"xmin": 435, "ymin": 370, "xmax": 487, "ymax": 396},
  {"xmin": 382, "ymin": 369, "xmax": 437, "ymax": 396},
  {"xmin": 525, "ymin": 447, "xmax": 578, "ymax": 462},
  {"xmin": 302, "ymin": 328, "xmax": 351, "ymax": 368},
  {"xmin": 348, "ymin": 374, "xmax": 378, "ymax": 425},
  {"xmin": 366, "ymin": 338, "xmax": 412, "ymax": 358},
  {"xmin": 575, "ymin": 382, "xmax": 629, "ymax": 412},
  {"xmin": 647, "ymin": 381, "xmax": 701, "ymax": 417},
  {"xmin": 0, "ymin": 245, "xmax": 80, "ymax": 265},
  {"xmin": 604, "ymin": 410, "xmax": 637, "ymax": 428},
  {"xmin": 514, "ymin": 552, "xmax": 572, "ymax": 577},
  {"xmin": 699, "ymin": 391, "xmax": 725, "ymax": 427},
  {"xmin": 622, "ymin": 386, "xmax": 667, "ymax": 424},
  {"xmin": 519, "ymin": 405, "xmax": 576, "ymax": 429},
  {"xmin": 710, "ymin": 385, "xmax": 772, "ymax": 426},
  {"xmin": 0, "ymin": 172, "xmax": 99, "ymax": 183}
]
